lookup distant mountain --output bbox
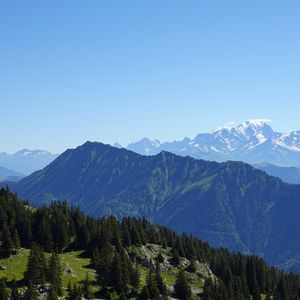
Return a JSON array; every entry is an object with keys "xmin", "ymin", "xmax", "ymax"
[
  {"xmin": 13, "ymin": 141, "xmax": 300, "ymax": 272},
  {"xmin": 0, "ymin": 166, "xmax": 24, "ymax": 182},
  {"xmin": 127, "ymin": 119, "xmax": 300, "ymax": 167},
  {"xmin": 0, "ymin": 149, "xmax": 58, "ymax": 175},
  {"xmin": 254, "ymin": 163, "xmax": 300, "ymax": 184}
]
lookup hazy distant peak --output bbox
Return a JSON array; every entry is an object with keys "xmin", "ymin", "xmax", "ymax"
[{"xmin": 127, "ymin": 119, "xmax": 300, "ymax": 167}]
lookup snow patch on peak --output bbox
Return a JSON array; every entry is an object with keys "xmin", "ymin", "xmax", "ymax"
[
  {"xmin": 212, "ymin": 121, "xmax": 235, "ymax": 133},
  {"xmin": 246, "ymin": 119, "xmax": 272, "ymax": 126}
]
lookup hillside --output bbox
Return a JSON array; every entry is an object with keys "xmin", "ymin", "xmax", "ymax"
[
  {"xmin": 1, "ymin": 188, "xmax": 300, "ymax": 299},
  {"xmin": 13, "ymin": 141, "xmax": 300, "ymax": 273}
]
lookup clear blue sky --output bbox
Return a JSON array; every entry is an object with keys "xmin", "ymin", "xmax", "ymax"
[{"xmin": 1, "ymin": 1, "xmax": 300, "ymax": 153}]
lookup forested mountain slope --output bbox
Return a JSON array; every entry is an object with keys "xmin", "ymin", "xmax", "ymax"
[
  {"xmin": 1, "ymin": 188, "xmax": 300, "ymax": 299},
  {"xmin": 13, "ymin": 142, "xmax": 300, "ymax": 273}
]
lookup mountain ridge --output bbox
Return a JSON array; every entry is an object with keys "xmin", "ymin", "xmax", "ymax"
[
  {"xmin": 254, "ymin": 163, "xmax": 300, "ymax": 184},
  {"xmin": 12, "ymin": 141, "xmax": 300, "ymax": 273},
  {"xmin": 127, "ymin": 120, "xmax": 300, "ymax": 167},
  {"xmin": 0, "ymin": 148, "xmax": 58, "ymax": 175},
  {"xmin": 0, "ymin": 166, "xmax": 24, "ymax": 182}
]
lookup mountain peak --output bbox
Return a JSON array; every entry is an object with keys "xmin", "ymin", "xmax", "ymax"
[
  {"xmin": 126, "ymin": 119, "xmax": 300, "ymax": 167},
  {"xmin": 212, "ymin": 119, "xmax": 273, "ymax": 134},
  {"xmin": 14, "ymin": 149, "xmax": 53, "ymax": 157},
  {"xmin": 245, "ymin": 118, "xmax": 272, "ymax": 127}
]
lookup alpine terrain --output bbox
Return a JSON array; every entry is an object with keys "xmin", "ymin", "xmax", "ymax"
[
  {"xmin": 12, "ymin": 141, "xmax": 300, "ymax": 273},
  {"xmin": 127, "ymin": 119, "xmax": 300, "ymax": 168}
]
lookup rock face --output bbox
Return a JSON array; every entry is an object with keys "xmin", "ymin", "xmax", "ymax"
[
  {"xmin": 13, "ymin": 141, "xmax": 300, "ymax": 273},
  {"xmin": 135, "ymin": 243, "xmax": 216, "ymax": 283},
  {"xmin": 127, "ymin": 120, "xmax": 300, "ymax": 167}
]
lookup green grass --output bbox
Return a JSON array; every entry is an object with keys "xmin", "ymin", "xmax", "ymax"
[
  {"xmin": 0, "ymin": 249, "xmax": 96, "ymax": 288},
  {"xmin": 0, "ymin": 248, "xmax": 29, "ymax": 281},
  {"xmin": 0, "ymin": 246, "xmax": 204, "ymax": 298},
  {"xmin": 60, "ymin": 250, "xmax": 96, "ymax": 286}
]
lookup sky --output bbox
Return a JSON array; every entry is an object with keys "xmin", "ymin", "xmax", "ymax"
[{"xmin": 1, "ymin": 1, "xmax": 300, "ymax": 153}]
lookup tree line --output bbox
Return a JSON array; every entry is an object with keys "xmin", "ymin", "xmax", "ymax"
[{"xmin": 0, "ymin": 187, "xmax": 300, "ymax": 299}]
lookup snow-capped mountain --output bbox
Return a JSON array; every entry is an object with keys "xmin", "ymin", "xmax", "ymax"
[
  {"xmin": 127, "ymin": 119, "xmax": 300, "ymax": 167},
  {"xmin": 0, "ymin": 149, "xmax": 58, "ymax": 175}
]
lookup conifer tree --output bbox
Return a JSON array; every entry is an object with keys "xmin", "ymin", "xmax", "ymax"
[
  {"xmin": 110, "ymin": 252, "xmax": 125, "ymax": 294},
  {"xmin": 38, "ymin": 218, "xmax": 54, "ymax": 252},
  {"xmin": 24, "ymin": 243, "xmax": 47, "ymax": 286},
  {"xmin": 122, "ymin": 223, "xmax": 131, "ymax": 247},
  {"xmin": 145, "ymin": 266, "xmax": 160, "ymax": 299},
  {"xmin": 172, "ymin": 248, "xmax": 181, "ymax": 265},
  {"xmin": 68, "ymin": 282, "xmax": 82, "ymax": 300},
  {"xmin": 1, "ymin": 225, "xmax": 14, "ymax": 257},
  {"xmin": 12, "ymin": 229, "xmax": 21, "ymax": 253},
  {"xmin": 130, "ymin": 263, "xmax": 141, "ymax": 294},
  {"xmin": 155, "ymin": 260, "xmax": 167, "ymax": 296},
  {"xmin": 174, "ymin": 269, "xmax": 192, "ymax": 300},
  {"xmin": 187, "ymin": 259, "xmax": 197, "ymax": 273},
  {"xmin": 0, "ymin": 279, "xmax": 8, "ymax": 300},
  {"xmin": 157, "ymin": 251, "xmax": 164, "ymax": 263},
  {"xmin": 202, "ymin": 278, "xmax": 214, "ymax": 300},
  {"xmin": 96, "ymin": 241, "xmax": 114, "ymax": 290},
  {"xmin": 23, "ymin": 281, "xmax": 37, "ymax": 300},
  {"xmin": 83, "ymin": 273, "xmax": 93, "ymax": 299},
  {"xmin": 47, "ymin": 285, "xmax": 58, "ymax": 300},
  {"xmin": 140, "ymin": 285, "xmax": 150, "ymax": 299},
  {"xmin": 92, "ymin": 247, "xmax": 101, "ymax": 268},
  {"xmin": 119, "ymin": 290, "xmax": 127, "ymax": 300},
  {"xmin": 10, "ymin": 278, "xmax": 20, "ymax": 300},
  {"xmin": 48, "ymin": 252, "xmax": 63, "ymax": 295}
]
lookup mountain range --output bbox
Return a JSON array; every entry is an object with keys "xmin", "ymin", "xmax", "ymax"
[
  {"xmin": 254, "ymin": 163, "xmax": 300, "ymax": 184},
  {"xmin": 12, "ymin": 141, "xmax": 300, "ymax": 273},
  {"xmin": 0, "ymin": 149, "xmax": 58, "ymax": 175},
  {"xmin": 0, "ymin": 166, "xmax": 24, "ymax": 182},
  {"xmin": 127, "ymin": 119, "xmax": 300, "ymax": 168}
]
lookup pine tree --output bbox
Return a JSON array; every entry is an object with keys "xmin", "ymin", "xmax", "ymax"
[
  {"xmin": 96, "ymin": 241, "xmax": 114, "ymax": 290},
  {"xmin": 10, "ymin": 278, "xmax": 20, "ymax": 300},
  {"xmin": 52, "ymin": 212, "xmax": 69, "ymax": 251},
  {"xmin": 187, "ymin": 259, "xmax": 197, "ymax": 273},
  {"xmin": 47, "ymin": 285, "xmax": 58, "ymax": 300},
  {"xmin": 1, "ymin": 225, "xmax": 14, "ymax": 257},
  {"xmin": 48, "ymin": 252, "xmax": 63, "ymax": 295},
  {"xmin": 23, "ymin": 281, "xmax": 38, "ymax": 300},
  {"xmin": 92, "ymin": 247, "xmax": 101, "ymax": 268},
  {"xmin": 140, "ymin": 285, "xmax": 150, "ymax": 299},
  {"xmin": 12, "ymin": 229, "xmax": 21, "ymax": 253},
  {"xmin": 202, "ymin": 278, "xmax": 214, "ymax": 300},
  {"xmin": 24, "ymin": 243, "xmax": 47, "ymax": 286},
  {"xmin": 252, "ymin": 281, "xmax": 261, "ymax": 300},
  {"xmin": 38, "ymin": 218, "xmax": 54, "ymax": 252},
  {"xmin": 130, "ymin": 263, "xmax": 141, "ymax": 294},
  {"xmin": 145, "ymin": 267, "xmax": 160, "ymax": 299},
  {"xmin": 174, "ymin": 269, "xmax": 192, "ymax": 300},
  {"xmin": 0, "ymin": 279, "xmax": 8, "ymax": 300},
  {"xmin": 155, "ymin": 260, "xmax": 167, "ymax": 296},
  {"xmin": 83, "ymin": 273, "xmax": 93, "ymax": 299},
  {"xmin": 157, "ymin": 251, "xmax": 164, "ymax": 263},
  {"xmin": 172, "ymin": 248, "xmax": 181, "ymax": 265},
  {"xmin": 110, "ymin": 252, "xmax": 125, "ymax": 293},
  {"xmin": 119, "ymin": 290, "xmax": 127, "ymax": 300},
  {"xmin": 68, "ymin": 282, "xmax": 82, "ymax": 300},
  {"xmin": 122, "ymin": 223, "xmax": 131, "ymax": 247},
  {"xmin": 276, "ymin": 278, "xmax": 288, "ymax": 300}
]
